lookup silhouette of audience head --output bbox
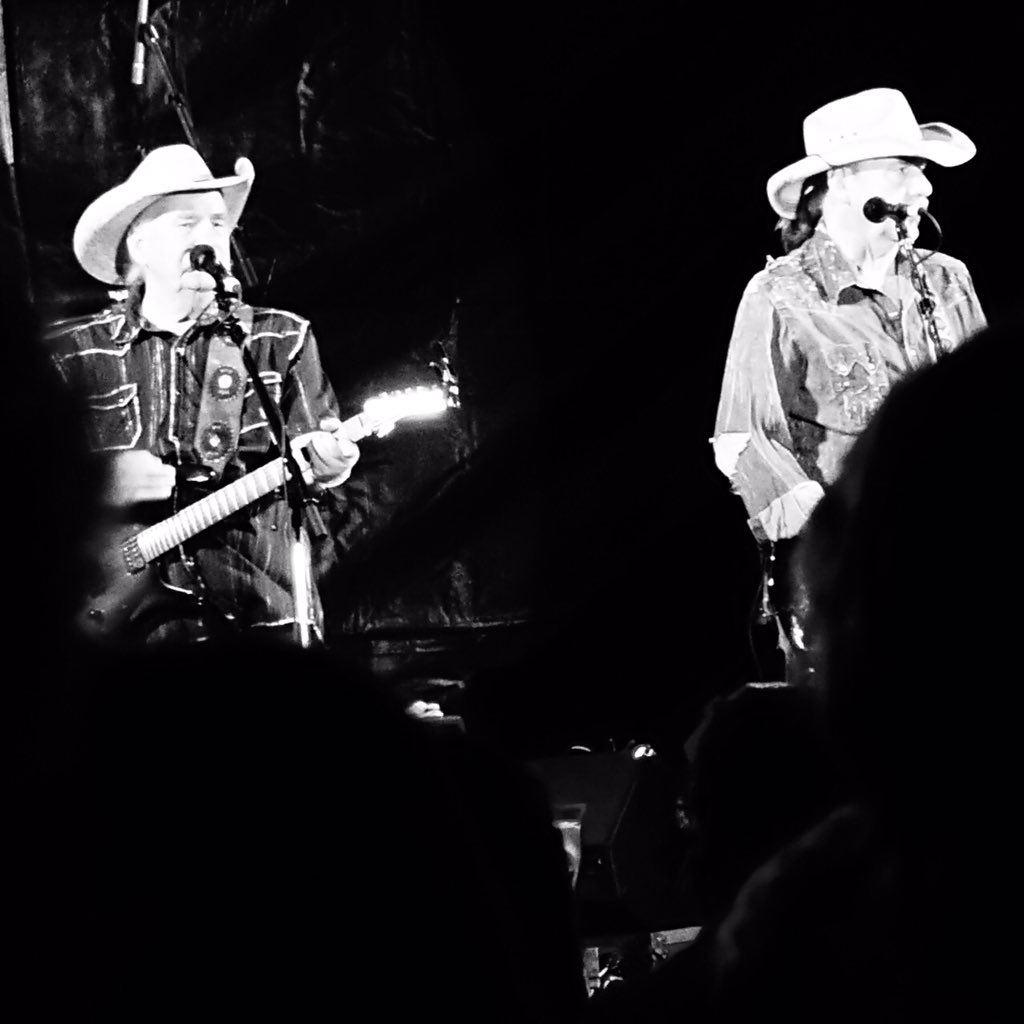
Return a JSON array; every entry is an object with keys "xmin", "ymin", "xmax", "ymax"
[
  {"xmin": 12, "ymin": 638, "xmax": 586, "ymax": 1021},
  {"xmin": 704, "ymin": 323, "xmax": 1022, "ymax": 1024},
  {"xmin": 798, "ymin": 320, "xmax": 1017, "ymax": 825},
  {"xmin": 682, "ymin": 681, "xmax": 844, "ymax": 921}
]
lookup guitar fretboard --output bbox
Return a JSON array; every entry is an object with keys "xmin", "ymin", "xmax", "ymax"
[
  {"xmin": 135, "ymin": 458, "xmax": 288, "ymax": 564},
  {"xmin": 116, "ymin": 380, "xmax": 451, "ymax": 574}
]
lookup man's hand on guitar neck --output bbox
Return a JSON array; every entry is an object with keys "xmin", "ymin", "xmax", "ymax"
[
  {"xmin": 102, "ymin": 450, "xmax": 176, "ymax": 507},
  {"xmin": 290, "ymin": 416, "xmax": 360, "ymax": 489}
]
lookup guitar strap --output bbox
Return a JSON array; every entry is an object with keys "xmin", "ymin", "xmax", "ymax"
[{"xmin": 193, "ymin": 306, "xmax": 254, "ymax": 478}]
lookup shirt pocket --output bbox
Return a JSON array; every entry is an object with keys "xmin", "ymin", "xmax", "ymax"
[
  {"xmin": 84, "ymin": 383, "xmax": 142, "ymax": 451},
  {"xmin": 821, "ymin": 342, "xmax": 886, "ymax": 429},
  {"xmin": 239, "ymin": 371, "xmax": 284, "ymax": 449}
]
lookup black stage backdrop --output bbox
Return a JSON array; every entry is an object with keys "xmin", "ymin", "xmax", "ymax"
[{"xmin": 3, "ymin": 1, "xmax": 1019, "ymax": 753}]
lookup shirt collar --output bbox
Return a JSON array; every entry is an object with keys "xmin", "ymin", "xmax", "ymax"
[
  {"xmin": 805, "ymin": 222, "xmax": 860, "ymax": 302},
  {"xmin": 805, "ymin": 220, "xmax": 912, "ymax": 301},
  {"xmin": 111, "ymin": 295, "xmax": 249, "ymax": 345}
]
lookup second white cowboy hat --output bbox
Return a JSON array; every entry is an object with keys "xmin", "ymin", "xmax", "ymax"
[
  {"xmin": 73, "ymin": 143, "xmax": 255, "ymax": 285},
  {"xmin": 767, "ymin": 88, "xmax": 975, "ymax": 220}
]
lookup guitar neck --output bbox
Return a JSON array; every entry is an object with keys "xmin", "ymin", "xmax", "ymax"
[
  {"xmin": 131, "ymin": 410, "xmax": 371, "ymax": 566},
  {"xmin": 133, "ymin": 458, "xmax": 287, "ymax": 564}
]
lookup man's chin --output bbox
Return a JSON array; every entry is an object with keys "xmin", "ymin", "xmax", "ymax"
[
  {"xmin": 876, "ymin": 220, "xmax": 917, "ymax": 246},
  {"xmin": 175, "ymin": 286, "xmax": 217, "ymax": 320}
]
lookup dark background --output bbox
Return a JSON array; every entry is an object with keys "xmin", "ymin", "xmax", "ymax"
[{"xmin": 3, "ymin": 1, "xmax": 1019, "ymax": 757}]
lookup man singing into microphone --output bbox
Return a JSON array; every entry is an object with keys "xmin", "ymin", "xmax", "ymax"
[
  {"xmin": 48, "ymin": 144, "xmax": 362, "ymax": 645},
  {"xmin": 711, "ymin": 88, "xmax": 986, "ymax": 683}
]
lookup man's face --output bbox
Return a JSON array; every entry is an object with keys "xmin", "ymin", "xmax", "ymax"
[
  {"xmin": 126, "ymin": 191, "xmax": 232, "ymax": 298},
  {"xmin": 830, "ymin": 156, "xmax": 933, "ymax": 244}
]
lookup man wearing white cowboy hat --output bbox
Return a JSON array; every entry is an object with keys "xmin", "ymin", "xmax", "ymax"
[
  {"xmin": 49, "ymin": 143, "xmax": 362, "ymax": 644},
  {"xmin": 710, "ymin": 88, "xmax": 987, "ymax": 681}
]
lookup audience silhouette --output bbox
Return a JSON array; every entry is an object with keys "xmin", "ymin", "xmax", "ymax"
[
  {"xmin": 681, "ymin": 681, "xmax": 847, "ymax": 924},
  {"xmin": 707, "ymin": 319, "xmax": 1020, "ymax": 1021},
  {"xmin": 585, "ymin": 680, "xmax": 846, "ymax": 1022}
]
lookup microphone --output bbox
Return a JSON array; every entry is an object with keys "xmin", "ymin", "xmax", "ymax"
[
  {"xmin": 189, "ymin": 243, "xmax": 226, "ymax": 279},
  {"xmin": 131, "ymin": 0, "xmax": 150, "ymax": 86},
  {"xmin": 863, "ymin": 197, "xmax": 915, "ymax": 224},
  {"xmin": 189, "ymin": 244, "xmax": 239, "ymax": 297}
]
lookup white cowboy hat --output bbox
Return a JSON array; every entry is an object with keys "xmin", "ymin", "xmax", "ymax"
[
  {"xmin": 767, "ymin": 88, "xmax": 975, "ymax": 220},
  {"xmin": 73, "ymin": 143, "xmax": 255, "ymax": 285}
]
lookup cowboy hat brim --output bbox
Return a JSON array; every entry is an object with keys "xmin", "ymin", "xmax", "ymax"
[
  {"xmin": 767, "ymin": 122, "xmax": 975, "ymax": 220},
  {"xmin": 73, "ymin": 157, "xmax": 255, "ymax": 285}
]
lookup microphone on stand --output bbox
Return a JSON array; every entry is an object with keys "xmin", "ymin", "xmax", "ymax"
[
  {"xmin": 131, "ymin": 0, "xmax": 150, "ymax": 86},
  {"xmin": 863, "ymin": 197, "xmax": 915, "ymax": 224},
  {"xmin": 189, "ymin": 243, "xmax": 228, "ymax": 282},
  {"xmin": 189, "ymin": 244, "xmax": 240, "ymax": 303}
]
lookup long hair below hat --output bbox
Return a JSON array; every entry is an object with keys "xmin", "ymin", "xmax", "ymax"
[
  {"xmin": 73, "ymin": 144, "xmax": 255, "ymax": 286},
  {"xmin": 767, "ymin": 88, "xmax": 974, "ymax": 220}
]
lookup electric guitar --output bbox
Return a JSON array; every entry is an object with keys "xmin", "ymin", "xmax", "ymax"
[{"xmin": 76, "ymin": 385, "xmax": 455, "ymax": 639}]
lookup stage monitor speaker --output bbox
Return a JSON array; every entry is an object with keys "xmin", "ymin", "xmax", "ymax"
[{"xmin": 526, "ymin": 749, "xmax": 683, "ymax": 934}]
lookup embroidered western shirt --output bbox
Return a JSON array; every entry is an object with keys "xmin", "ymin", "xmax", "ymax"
[
  {"xmin": 48, "ymin": 299, "xmax": 352, "ymax": 640},
  {"xmin": 712, "ymin": 223, "xmax": 987, "ymax": 542}
]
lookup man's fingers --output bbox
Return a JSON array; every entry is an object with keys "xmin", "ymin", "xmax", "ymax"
[
  {"xmin": 287, "ymin": 430, "xmax": 359, "ymax": 487},
  {"xmin": 135, "ymin": 481, "xmax": 174, "ymax": 500},
  {"xmin": 104, "ymin": 450, "xmax": 176, "ymax": 506}
]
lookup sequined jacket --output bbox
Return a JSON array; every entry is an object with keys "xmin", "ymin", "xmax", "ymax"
[
  {"xmin": 48, "ymin": 298, "xmax": 350, "ymax": 640},
  {"xmin": 712, "ymin": 223, "xmax": 987, "ymax": 542}
]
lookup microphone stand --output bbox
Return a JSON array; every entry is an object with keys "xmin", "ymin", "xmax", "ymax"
[
  {"xmin": 136, "ymin": 17, "xmax": 259, "ymax": 295},
  {"xmin": 212, "ymin": 283, "xmax": 326, "ymax": 648},
  {"xmin": 133, "ymin": 15, "xmax": 318, "ymax": 644},
  {"xmin": 895, "ymin": 218, "xmax": 945, "ymax": 364}
]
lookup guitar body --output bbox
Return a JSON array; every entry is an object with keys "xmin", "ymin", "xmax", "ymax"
[{"xmin": 76, "ymin": 523, "xmax": 199, "ymax": 641}]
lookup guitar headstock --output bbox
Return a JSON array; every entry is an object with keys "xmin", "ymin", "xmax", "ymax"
[
  {"xmin": 359, "ymin": 385, "xmax": 454, "ymax": 438},
  {"xmin": 348, "ymin": 345, "xmax": 460, "ymax": 440}
]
